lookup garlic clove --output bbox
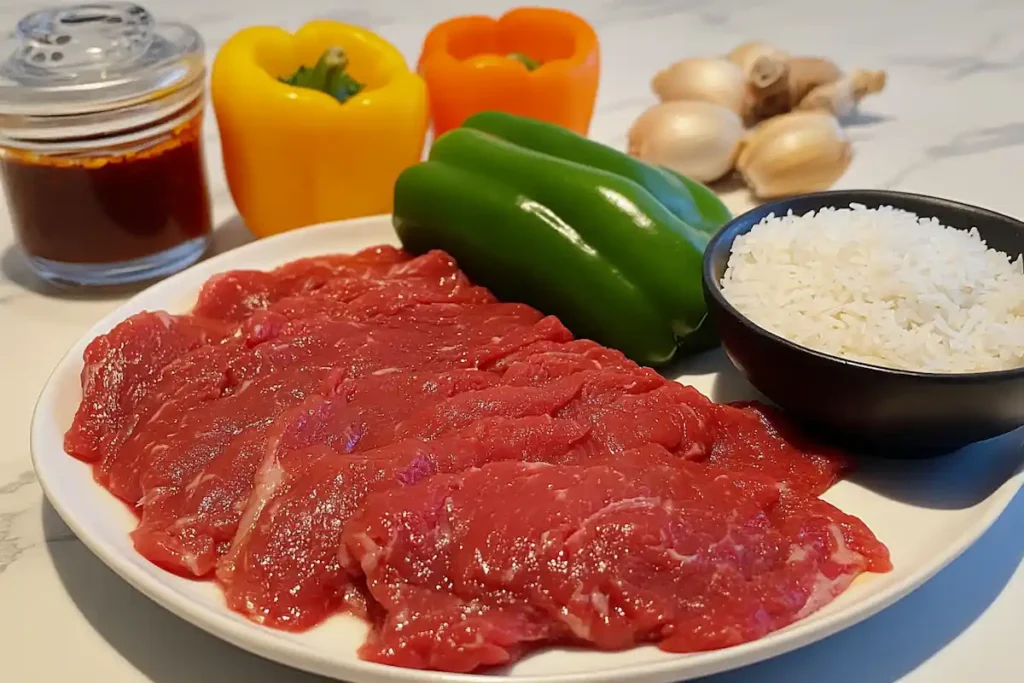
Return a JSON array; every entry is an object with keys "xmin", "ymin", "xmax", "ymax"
[
  {"xmin": 852, "ymin": 69, "xmax": 887, "ymax": 98},
  {"xmin": 628, "ymin": 100, "xmax": 745, "ymax": 184},
  {"xmin": 651, "ymin": 57, "xmax": 748, "ymax": 115},
  {"xmin": 726, "ymin": 41, "xmax": 790, "ymax": 77},
  {"xmin": 785, "ymin": 56, "xmax": 845, "ymax": 106},
  {"xmin": 796, "ymin": 69, "xmax": 887, "ymax": 118},
  {"xmin": 736, "ymin": 110, "xmax": 853, "ymax": 198}
]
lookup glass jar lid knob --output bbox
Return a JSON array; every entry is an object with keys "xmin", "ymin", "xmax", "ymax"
[
  {"xmin": 0, "ymin": 3, "xmax": 204, "ymax": 117},
  {"xmin": 13, "ymin": 3, "xmax": 156, "ymax": 77}
]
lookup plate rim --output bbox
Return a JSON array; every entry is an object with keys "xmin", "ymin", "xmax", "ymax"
[{"xmin": 30, "ymin": 214, "xmax": 1024, "ymax": 683}]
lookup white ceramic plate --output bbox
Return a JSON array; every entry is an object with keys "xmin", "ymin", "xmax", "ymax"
[{"xmin": 32, "ymin": 216, "xmax": 1024, "ymax": 683}]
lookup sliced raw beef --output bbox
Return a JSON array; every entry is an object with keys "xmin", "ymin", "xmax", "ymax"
[
  {"xmin": 100, "ymin": 301, "xmax": 552, "ymax": 504},
  {"xmin": 343, "ymin": 448, "xmax": 889, "ymax": 673},
  {"xmin": 496, "ymin": 346, "xmax": 651, "ymax": 388},
  {"xmin": 488, "ymin": 344, "xmax": 716, "ymax": 459},
  {"xmin": 123, "ymin": 306, "xmax": 569, "ymax": 577},
  {"xmin": 192, "ymin": 247, "xmax": 412, "ymax": 322},
  {"xmin": 65, "ymin": 247, "xmax": 891, "ymax": 668},
  {"xmin": 131, "ymin": 369, "xmax": 499, "ymax": 576},
  {"xmin": 203, "ymin": 352, "xmax": 708, "ymax": 602},
  {"xmin": 396, "ymin": 366, "xmax": 715, "ymax": 462},
  {"xmin": 709, "ymin": 402, "xmax": 851, "ymax": 497},
  {"xmin": 100, "ymin": 343, "xmax": 338, "ymax": 503},
  {"xmin": 65, "ymin": 311, "xmax": 232, "ymax": 463},
  {"xmin": 218, "ymin": 416, "xmax": 590, "ymax": 630},
  {"xmin": 165, "ymin": 368, "xmax": 341, "ymax": 492},
  {"xmin": 92, "ymin": 317, "xmax": 355, "ymax": 495},
  {"xmin": 394, "ymin": 375, "xmax": 587, "ymax": 441},
  {"xmin": 561, "ymin": 376, "xmax": 715, "ymax": 459},
  {"xmin": 194, "ymin": 249, "xmax": 488, "ymax": 324},
  {"xmin": 225, "ymin": 302, "xmax": 542, "ymax": 385},
  {"xmin": 267, "ymin": 277, "xmax": 491, "ymax": 323},
  {"xmin": 82, "ymin": 291, "xmax": 550, "ymax": 489},
  {"xmin": 492, "ymin": 338, "xmax": 645, "ymax": 377},
  {"xmin": 73, "ymin": 250, "xmax": 431, "ymax": 457}
]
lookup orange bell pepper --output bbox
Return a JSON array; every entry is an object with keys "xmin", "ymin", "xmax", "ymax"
[
  {"xmin": 417, "ymin": 8, "xmax": 600, "ymax": 137},
  {"xmin": 211, "ymin": 21, "xmax": 428, "ymax": 238}
]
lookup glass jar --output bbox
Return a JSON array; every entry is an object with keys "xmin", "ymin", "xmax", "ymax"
[{"xmin": 0, "ymin": 3, "xmax": 213, "ymax": 286}]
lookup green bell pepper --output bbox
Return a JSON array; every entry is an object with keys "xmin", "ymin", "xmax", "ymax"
[
  {"xmin": 462, "ymin": 111, "xmax": 732, "ymax": 239},
  {"xmin": 392, "ymin": 116, "xmax": 732, "ymax": 367}
]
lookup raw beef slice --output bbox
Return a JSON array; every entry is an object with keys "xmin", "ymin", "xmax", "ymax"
[
  {"xmin": 709, "ymin": 402, "xmax": 851, "ymax": 497},
  {"xmin": 342, "ymin": 448, "xmax": 890, "ymax": 673},
  {"xmin": 121, "ymin": 304, "xmax": 568, "ymax": 575},
  {"xmin": 119, "ymin": 295, "xmax": 569, "ymax": 577},
  {"xmin": 131, "ymin": 369, "xmax": 499, "ymax": 576},
  {"xmin": 65, "ymin": 311, "xmax": 232, "ymax": 462},
  {"xmin": 218, "ymin": 416, "xmax": 590, "ymax": 630},
  {"xmin": 192, "ymin": 246, "xmax": 412, "ymax": 322}
]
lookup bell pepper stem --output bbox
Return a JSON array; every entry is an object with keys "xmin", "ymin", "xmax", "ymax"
[
  {"xmin": 507, "ymin": 52, "xmax": 541, "ymax": 71},
  {"xmin": 280, "ymin": 46, "xmax": 365, "ymax": 104}
]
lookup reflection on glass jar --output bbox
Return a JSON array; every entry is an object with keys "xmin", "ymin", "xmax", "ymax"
[{"xmin": 0, "ymin": 3, "xmax": 213, "ymax": 286}]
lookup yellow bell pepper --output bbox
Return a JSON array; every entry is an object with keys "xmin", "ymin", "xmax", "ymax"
[{"xmin": 211, "ymin": 21, "xmax": 428, "ymax": 238}]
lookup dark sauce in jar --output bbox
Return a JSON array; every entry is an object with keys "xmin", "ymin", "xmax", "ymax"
[
  {"xmin": 0, "ymin": 3, "xmax": 212, "ymax": 285},
  {"xmin": 2, "ymin": 115, "xmax": 212, "ymax": 265}
]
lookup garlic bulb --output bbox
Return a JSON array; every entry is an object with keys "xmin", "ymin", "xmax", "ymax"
[
  {"xmin": 651, "ymin": 57, "xmax": 748, "ymax": 115},
  {"xmin": 726, "ymin": 41, "xmax": 790, "ymax": 77},
  {"xmin": 736, "ymin": 110, "xmax": 852, "ymax": 198},
  {"xmin": 628, "ymin": 100, "xmax": 744, "ymax": 183}
]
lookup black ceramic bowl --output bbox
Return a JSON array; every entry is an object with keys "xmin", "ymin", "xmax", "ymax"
[{"xmin": 703, "ymin": 189, "xmax": 1024, "ymax": 458}]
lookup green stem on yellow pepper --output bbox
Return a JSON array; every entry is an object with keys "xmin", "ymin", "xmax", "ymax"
[{"xmin": 280, "ymin": 46, "xmax": 365, "ymax": 103}]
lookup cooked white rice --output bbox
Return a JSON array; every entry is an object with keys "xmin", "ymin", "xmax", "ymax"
[{"xmin": 720, "ymin": 204, "xmax": 1024, "ymax": 373}]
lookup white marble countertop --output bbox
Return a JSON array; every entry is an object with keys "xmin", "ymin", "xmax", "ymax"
[{"xmin": 0, "ymin": 0, "xmax": 1021, "ymax": 681}]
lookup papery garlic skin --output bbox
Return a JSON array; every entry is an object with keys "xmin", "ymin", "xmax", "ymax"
[
  {"xmin": 784, "ymin": 56, "xmax": 845, "ymax": 106},
  {"xmin": 797, "ymin": 69, "xmax": 888, "ymax": 118},
  {"xmin": 628, "ymin": 100, "xmax": 745, "ymax": 184},
  {"xmin": 651, "ymin": 57, "xmax": 749, "ymax": 115},
  {"xmin": 727, "ymin": 41, "xmax": 790, "ymax": 77},
  {"xmin": 737, "ymin": 110, "xmax": 853, "ymax": 198}
]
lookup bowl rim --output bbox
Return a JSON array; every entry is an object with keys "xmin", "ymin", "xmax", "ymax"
[{"xmin": 701, "ymin": 188, "xmax": 1024, "ymax": 382}]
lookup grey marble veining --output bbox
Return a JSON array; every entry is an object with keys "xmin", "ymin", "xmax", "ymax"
[
  {"xmin": 883, "ymin": 122, "xmax": 1024, "ymax": 189},
  {"xmin": 0, "ymin": 468, "xmax": 75, "ymax": 580},
  {"xmin": 0, "ymin": 0, "xmax": 1020, "ymax": 681}
]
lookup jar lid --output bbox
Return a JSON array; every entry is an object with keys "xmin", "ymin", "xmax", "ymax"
[{"xmin": 0, "ymin": 3, "xmax": 204, "ymax": 117}]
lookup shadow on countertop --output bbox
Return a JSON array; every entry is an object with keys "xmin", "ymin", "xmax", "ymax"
[
  {"xmin": 208, "ymin": 214, "xmax": 255, "ymax": 256},
  {"xmin": 0, "ymin": 245, "xmax": 150, "ymax": 301},
  {"xmin": 42, "ymin": 485, "xmax": 1022, "ymax": 683},
  {"xmin": 0, "ymin": 214, "xmax": 254, "ymax": 301},
  {"xmin": 41, "ymin": 501, "xmax": 329, "ymax": 683},
  {"xmin": 846, "ymin": 428, "xmax": 1024, "ymax": 510}
]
